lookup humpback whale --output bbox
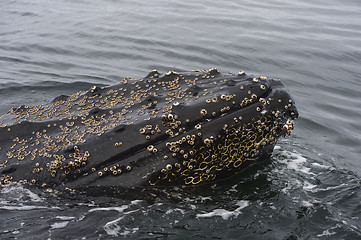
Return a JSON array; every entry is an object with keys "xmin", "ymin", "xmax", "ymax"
[{"xmin": 0, "ymin": 69, "xmax": 298, "ymax": 189}]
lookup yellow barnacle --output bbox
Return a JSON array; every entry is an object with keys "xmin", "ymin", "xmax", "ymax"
[
  {"xmin": 200, "ymin": 109, "xmax": 207, "ymax": 116},
  {"xmin": 260, "ymin": 76, "xmax": 267, "ymax": 81}
]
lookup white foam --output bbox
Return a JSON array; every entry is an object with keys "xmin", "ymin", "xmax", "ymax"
[
  {"xmin": 89, "ymin": 205, "xmax": 128, "ymax": 213},
  {"xmin": 165, "ymin": 208, "xmax": 185, "ymax": 215},
  {"xmin": 236, "ymin": 200, "xmax": 249, "ymax": 208},
  {"xmin": 200, "ymin": 196, "xmax": 212, "ymax": 202},
  {"xmin": 103, "ymin": 216, "xmax": 139, "ymax": 237},
  {"xmin": 97, "ymin": 208, "xmax": 140, "ymax": 236},
  {"xmin": 311, "ymin": 162, "xmax": 333, "ymax": 170},
  {"xmin": 226, "ymin": 184, "xmax": 238, "ymax": 193},
  {"xmin": 311, "ymin": 183, "xmax": 348, "ymax": 193},
  {"xmin": 118, "ymin": 228, "xmax": 139, "ymax": 237},
  {"xmin": 55, "ymin": 216, "xmax": 75, "ymax": 220},
  {"xmin": 196, "ymin": 200, "xmax": 249, "ymax": 220},
  {"xmin": 0, "ymin": 205, "xmax": 48, "ymax": 210},
  {"xmin": 278, "ymin": 151, "xmax": 314, "ymax": 175},
  {"xmin": 317, "ymin": 229, "xmax": 336, "ymax": 237},
  {"xmin": 301, "ymin": 200, "xmax": 313, "ymax": 207},
  {"xmin": 89, "ymin": 200, "xmax": 141, "ymax": 213},
  {"xmin": 281, "ymin": 179, "xmax": 302, "ymax": 194},
  {"xmin": 103, "ymin": 217, "xmax": 123, "ymax": 236},
  {"xmin": 303, "ymin": 180, "xmax": 317, "ymax": 191},
  {"xmin": 1, "ymin": 185, "xmax": 43, "ymax": 202},
  {"xmin": 130, "ymin": 200, "xmax": 142, "ymax": 205},
  {"xmin": 189, "ymin": 204, "xmax": 196, "ymax": 210},
  {"xmin": 51, "ymin": 221, "xmax": 69, "ymax": 229}
]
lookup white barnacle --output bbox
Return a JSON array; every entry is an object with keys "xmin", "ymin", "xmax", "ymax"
[{"xmin": 147, "ymin": 145, "xmax": 155, "ymax": 152}]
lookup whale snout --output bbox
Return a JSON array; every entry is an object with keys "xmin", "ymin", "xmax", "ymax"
[
  {"xmin": 0, "ymin": 69, "xmax": 299, "ymax": 189},
  {"xmin": 265, "ymin": 78, "xmax": 298, "ymax": 136}
]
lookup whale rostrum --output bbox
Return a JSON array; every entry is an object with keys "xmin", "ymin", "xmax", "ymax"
[{"xmin": 0, "ymin": 69, "xmax": 298, "ymax": 189}]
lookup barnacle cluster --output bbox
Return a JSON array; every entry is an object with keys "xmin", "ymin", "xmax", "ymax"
[{"xmin": 150, "ymin": 116, "xmax": 279, "ymax": 185}]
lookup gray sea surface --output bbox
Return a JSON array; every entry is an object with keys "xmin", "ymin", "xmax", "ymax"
[{"xmin": 0, "ymin": 0, "xmax": 361, "ymax": 239}]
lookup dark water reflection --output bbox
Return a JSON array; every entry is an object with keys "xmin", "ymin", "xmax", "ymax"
[{"xmin": 1, "ymin": 0, "xmax": 361, "ymax": 239}]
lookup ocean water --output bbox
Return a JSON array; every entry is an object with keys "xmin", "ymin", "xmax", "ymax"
[{"xmin": 1, "ymin": 0, "xmax": 361, "ymax": 239}]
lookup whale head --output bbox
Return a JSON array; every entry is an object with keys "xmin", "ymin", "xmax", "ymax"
[{"xmin": 0, "ymin": 69, "xmax": 298, "ymax": 189}]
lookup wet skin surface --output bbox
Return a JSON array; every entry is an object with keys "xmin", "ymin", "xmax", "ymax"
[{"xmin": 0, "ymin": 69, "xmax": 298, "ymax": 189}]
